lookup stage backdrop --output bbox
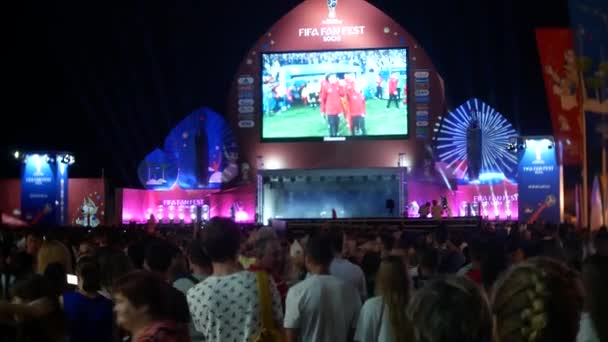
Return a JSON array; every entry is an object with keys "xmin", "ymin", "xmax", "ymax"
[
  {"xmin": 0, "ymin": 178, "xmax": 106, "ymax": 227},
  {"xmin": 226, "ymin": 0, "xmax": 445, "ymax": 175},
  {"xmin": 117, "ymin": 182, "xmax": 256, "ymax": 225},
  {"xmin": 517, "ymin": 138, "xmax": 561, "ymax": 224}
]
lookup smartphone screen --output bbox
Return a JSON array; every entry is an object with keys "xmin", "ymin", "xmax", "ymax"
[{"xmin": 66, "ymin": 274, "xmax": 78, "ymax": 285}]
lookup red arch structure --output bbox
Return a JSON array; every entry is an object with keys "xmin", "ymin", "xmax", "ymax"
[{"xmin": 226, "ymin": 0, "xmax": 445, "ymax": 174}]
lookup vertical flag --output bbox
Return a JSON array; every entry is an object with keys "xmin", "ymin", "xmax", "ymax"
[{"xmin": 535, "ymin": 28, "xmax": 583, "ymax": 165}]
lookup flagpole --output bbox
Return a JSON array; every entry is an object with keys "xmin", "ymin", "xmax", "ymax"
[
  {"xmin": 582, "ymin": 110, "xmax": 589, "ymax": 229},
  {"xmin": 602, "ymin": 142, "xmax": 607, "ymax": 226}
]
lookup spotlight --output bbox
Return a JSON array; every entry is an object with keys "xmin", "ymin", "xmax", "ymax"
[{"xmin": 13, "ymin": 151, "xmax": 19, "ymax": 160}]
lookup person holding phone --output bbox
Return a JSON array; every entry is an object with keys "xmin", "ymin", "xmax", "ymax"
[{"xmin": 62, "ymin": 257, "xmax": 114, "ymax": 342}]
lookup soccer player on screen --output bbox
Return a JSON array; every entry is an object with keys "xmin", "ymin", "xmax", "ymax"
[
  {"xmin": 343, "ymin": 73, "xmax": 356, "ymax": 132},
  {"xmin": 346, "ymin": 81, "xmax": 366, "ymax": 136},
  {"xmin": 320, "ymin": 73, "xmax": 345, "ymax": 137},
  {"xmin": 386, "ymin": 72, "xmax": 400, "ymax": 109}
]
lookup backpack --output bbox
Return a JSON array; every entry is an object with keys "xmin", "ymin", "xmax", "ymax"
[{"xmin": 253, "ymin": 272, "xmax": 283, "ymax": 342}]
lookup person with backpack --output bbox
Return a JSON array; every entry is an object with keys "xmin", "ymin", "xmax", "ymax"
[{"xmin": 187, "ymin": 218, "xmax": 283, "ymax": 342}]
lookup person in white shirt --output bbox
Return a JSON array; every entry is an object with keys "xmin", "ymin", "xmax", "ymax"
[
  {"xmin": 355, "ymin": 255, "xmax": 414, "ymax": 342},
  {"xmin": 187, "ymin": 218, "xmax": 283, "ymax": 342},
  {"xmin": 284, "ymin": 234, "xmax": 361, "ymax": 342},
  {"xmin": 577, "ymin": 255, "xmax": 606, "ymax": 342},
  {"xmin": 329, "ymin": 230, "xmax": 367, "ymax": 301}
]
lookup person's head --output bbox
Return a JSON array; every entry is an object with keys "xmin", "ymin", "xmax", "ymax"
[
  {"xmin": 76, "ymin": 257, "xmax": 102, "ymax": 294},
  {"xmin": 492, "ymin": 257, "xmax": 583, "ymax": 342},
  {"xmin": 202, "ymin": 217, "xmax": 241, "ymax": 263},
  {"xmin": 77, "ymin": 240, "xmax": 96, "ymax": 260},
  {"xmin": 432, "ymin": 200, "xmax": 438, "ymax": 206},
  {"xmin": 25, "ymin": 231, "xmax": 43, "ymax": 256},
  {"xmin": 377, "ymin": 233, "xmax": 395, "ymax": 255},
  {"xmin": 37, "ymin": 240, "xmax": 73, "ymax": 274},
  {"xmin": 43, "ymin": 262, "xmax": 68, "ymax": 297},
  {"xmin": 253, "ymin": 231, "xmax": 282, "ymax": 271},
  {"xmin": 506, "ymin": 239, "xmax": 526, "ymax": 265},
  {"xmin": 376, "ymin": 255, "xmax": 414, "ymax": 342},
  {"xmin": 480, "ymin": 238, "xmax": 508, "ymax": 290},
  {"xmin": 113, "ymin": 271, "xmax": 173, "ymax": 333},
  {"xmin": 594, "ymin": 227, "xmax": 608, "ymax": 256},
  {"xmin": 468, "ymin": 239, "xmax": 484, "ymax": 265},
  {"xmin": 581, "ymin": 255, "xmax": 608, "ymax": 342},
  {"xmin": 304, "ymin": 234, "xmax": 334, "ymax": 273},
  {"xmin": 97, "ymin": 248, "xmax": 133, "ymax": 294},
  {"xmin": 8, "ymin": 251, "xmax": 34, "ymax": 278},
  {"xmin": 144, "ymin": 241, "xmax": 179, "ymax": 279},
  {"xmin": 407, "ymin": 276, "xmax": 493, "ymax": 342},
  {"xmin": 418, "ymin": 247, "xmax": 439, "ymax": 277},
  {"xmin": 328, "ymin": 230, "xmax": 344, "ymax": 255},
  {"xmin": 186, "ymin": 240, "xmax": 212, "ymax": 275}
]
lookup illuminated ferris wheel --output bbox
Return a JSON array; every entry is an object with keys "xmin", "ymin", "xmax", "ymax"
[{"xmin": 433, "ymin": 98, "xmax": 519, "ymax": 181}]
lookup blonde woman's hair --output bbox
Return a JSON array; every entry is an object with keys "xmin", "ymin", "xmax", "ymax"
[
  {"xmin": 37, "ymin": 240, "xmax": 73, "ymax": 274},
  {"xmin": 375, "ymin": 255, "xmax": 414, "ymax": 342},
  {"xmin": 492, "ymin": 257, "xmax": 583, "ymax": 342},
  {"xmin": 407, "ymin": 275, "xmax": 493, "ymax": 342}
]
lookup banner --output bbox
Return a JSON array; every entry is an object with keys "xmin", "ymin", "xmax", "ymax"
[
  {"xmin": 535, "ymin": 28, "xmax": 583, "ymax": 165},
  {"xmin": 21, "ymin": 154, "xmax": 69, "ymax": 225},
  {"xmin": 568, "ymin": 0, "xmax": 608, "ymax": 225},
  {"xmin": 517, "ymin": 138, "xmax": 561, "ymax": 224}
]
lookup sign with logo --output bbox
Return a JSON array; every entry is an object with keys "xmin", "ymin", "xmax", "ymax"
[
  {"xmin": 21, "ymin": 153, "xmax": 70, "ymax": 225},
  {"xmin": 517, "ymin": 138, "xmax": 560, "ymax": 224},
  {"xmin": 296, "ymin": 0, "xmax": 367, "ymax": 43}
]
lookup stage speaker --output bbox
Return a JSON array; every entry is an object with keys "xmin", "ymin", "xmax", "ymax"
[{"xmin": 466, "ymin": 119, "xmax": 482, "ymax": 180}]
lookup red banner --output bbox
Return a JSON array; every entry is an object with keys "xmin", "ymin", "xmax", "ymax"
[{"xmin": 535, "ymin": 28, "xmax": 583, "ymax": 165}]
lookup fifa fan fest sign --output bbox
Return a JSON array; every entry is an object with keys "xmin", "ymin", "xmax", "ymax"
[
  {"xmin": 298, "ymin": 1, "xmax": 367, "ymax": 42},
  {"xmin": 517, "ymin": 138, "xmax": 560, "ymax": 224}
]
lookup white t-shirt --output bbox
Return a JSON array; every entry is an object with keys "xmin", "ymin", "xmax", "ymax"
[
  {"xmin": 577, "ymin": 312, "xmax": 600, "ymax": 342},
  {"xmin": 284, "ymin": 274, "xmax": 361, "ymax": 342},
  {"xmin": 330, "ymin": 258, "xmax": 367, "ymax": 300},
  {"xmin": 355, "ymin": 296, "xmax": 392, "ymax": 342},
  {"xmin": 187, "ymin": 271, "xmax": 283, "ymax": 342}
]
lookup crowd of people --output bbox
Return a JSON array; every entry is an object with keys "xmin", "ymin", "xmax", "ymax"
[{"xmin": 0, "ymin": 219, "xmax": 606, "ymax": 342}]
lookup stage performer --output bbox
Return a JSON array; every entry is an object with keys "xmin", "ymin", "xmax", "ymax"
[
  {"xmin": 386, "ymin": 72, "xmax": 400, "ymax": 109},
  {"xmin": 320, "ymin": 74, "xmax": 345, "ymax": 137},
  {"xmin": 346, "ymin": 82, "xmax": 367, "ymax": 136}
]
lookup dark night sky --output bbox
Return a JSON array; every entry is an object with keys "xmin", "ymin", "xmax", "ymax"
[{"xmin": 1, "ymin": 0, "xmax": 570, "ymax": 187}]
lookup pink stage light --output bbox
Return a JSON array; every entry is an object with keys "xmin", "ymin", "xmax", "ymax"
[
  {"xmin": 234, "ymin": 210, "xmax": 249, "ymax": 222},
  {"xmin": 168, "ymin": 213, "xmax": 175, "ymax": 221},
  {"xmin": 123, "ymin": 213, "xmax": 132, "ymax": 222},
  {"xmin": 178, "ymin": 213, "xmax": 185, "ymax": 221}
]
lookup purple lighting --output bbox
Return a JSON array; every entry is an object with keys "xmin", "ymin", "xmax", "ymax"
[{"xmin": 234, "ymin": 210, "xmax": 249, "ymax": 222}]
